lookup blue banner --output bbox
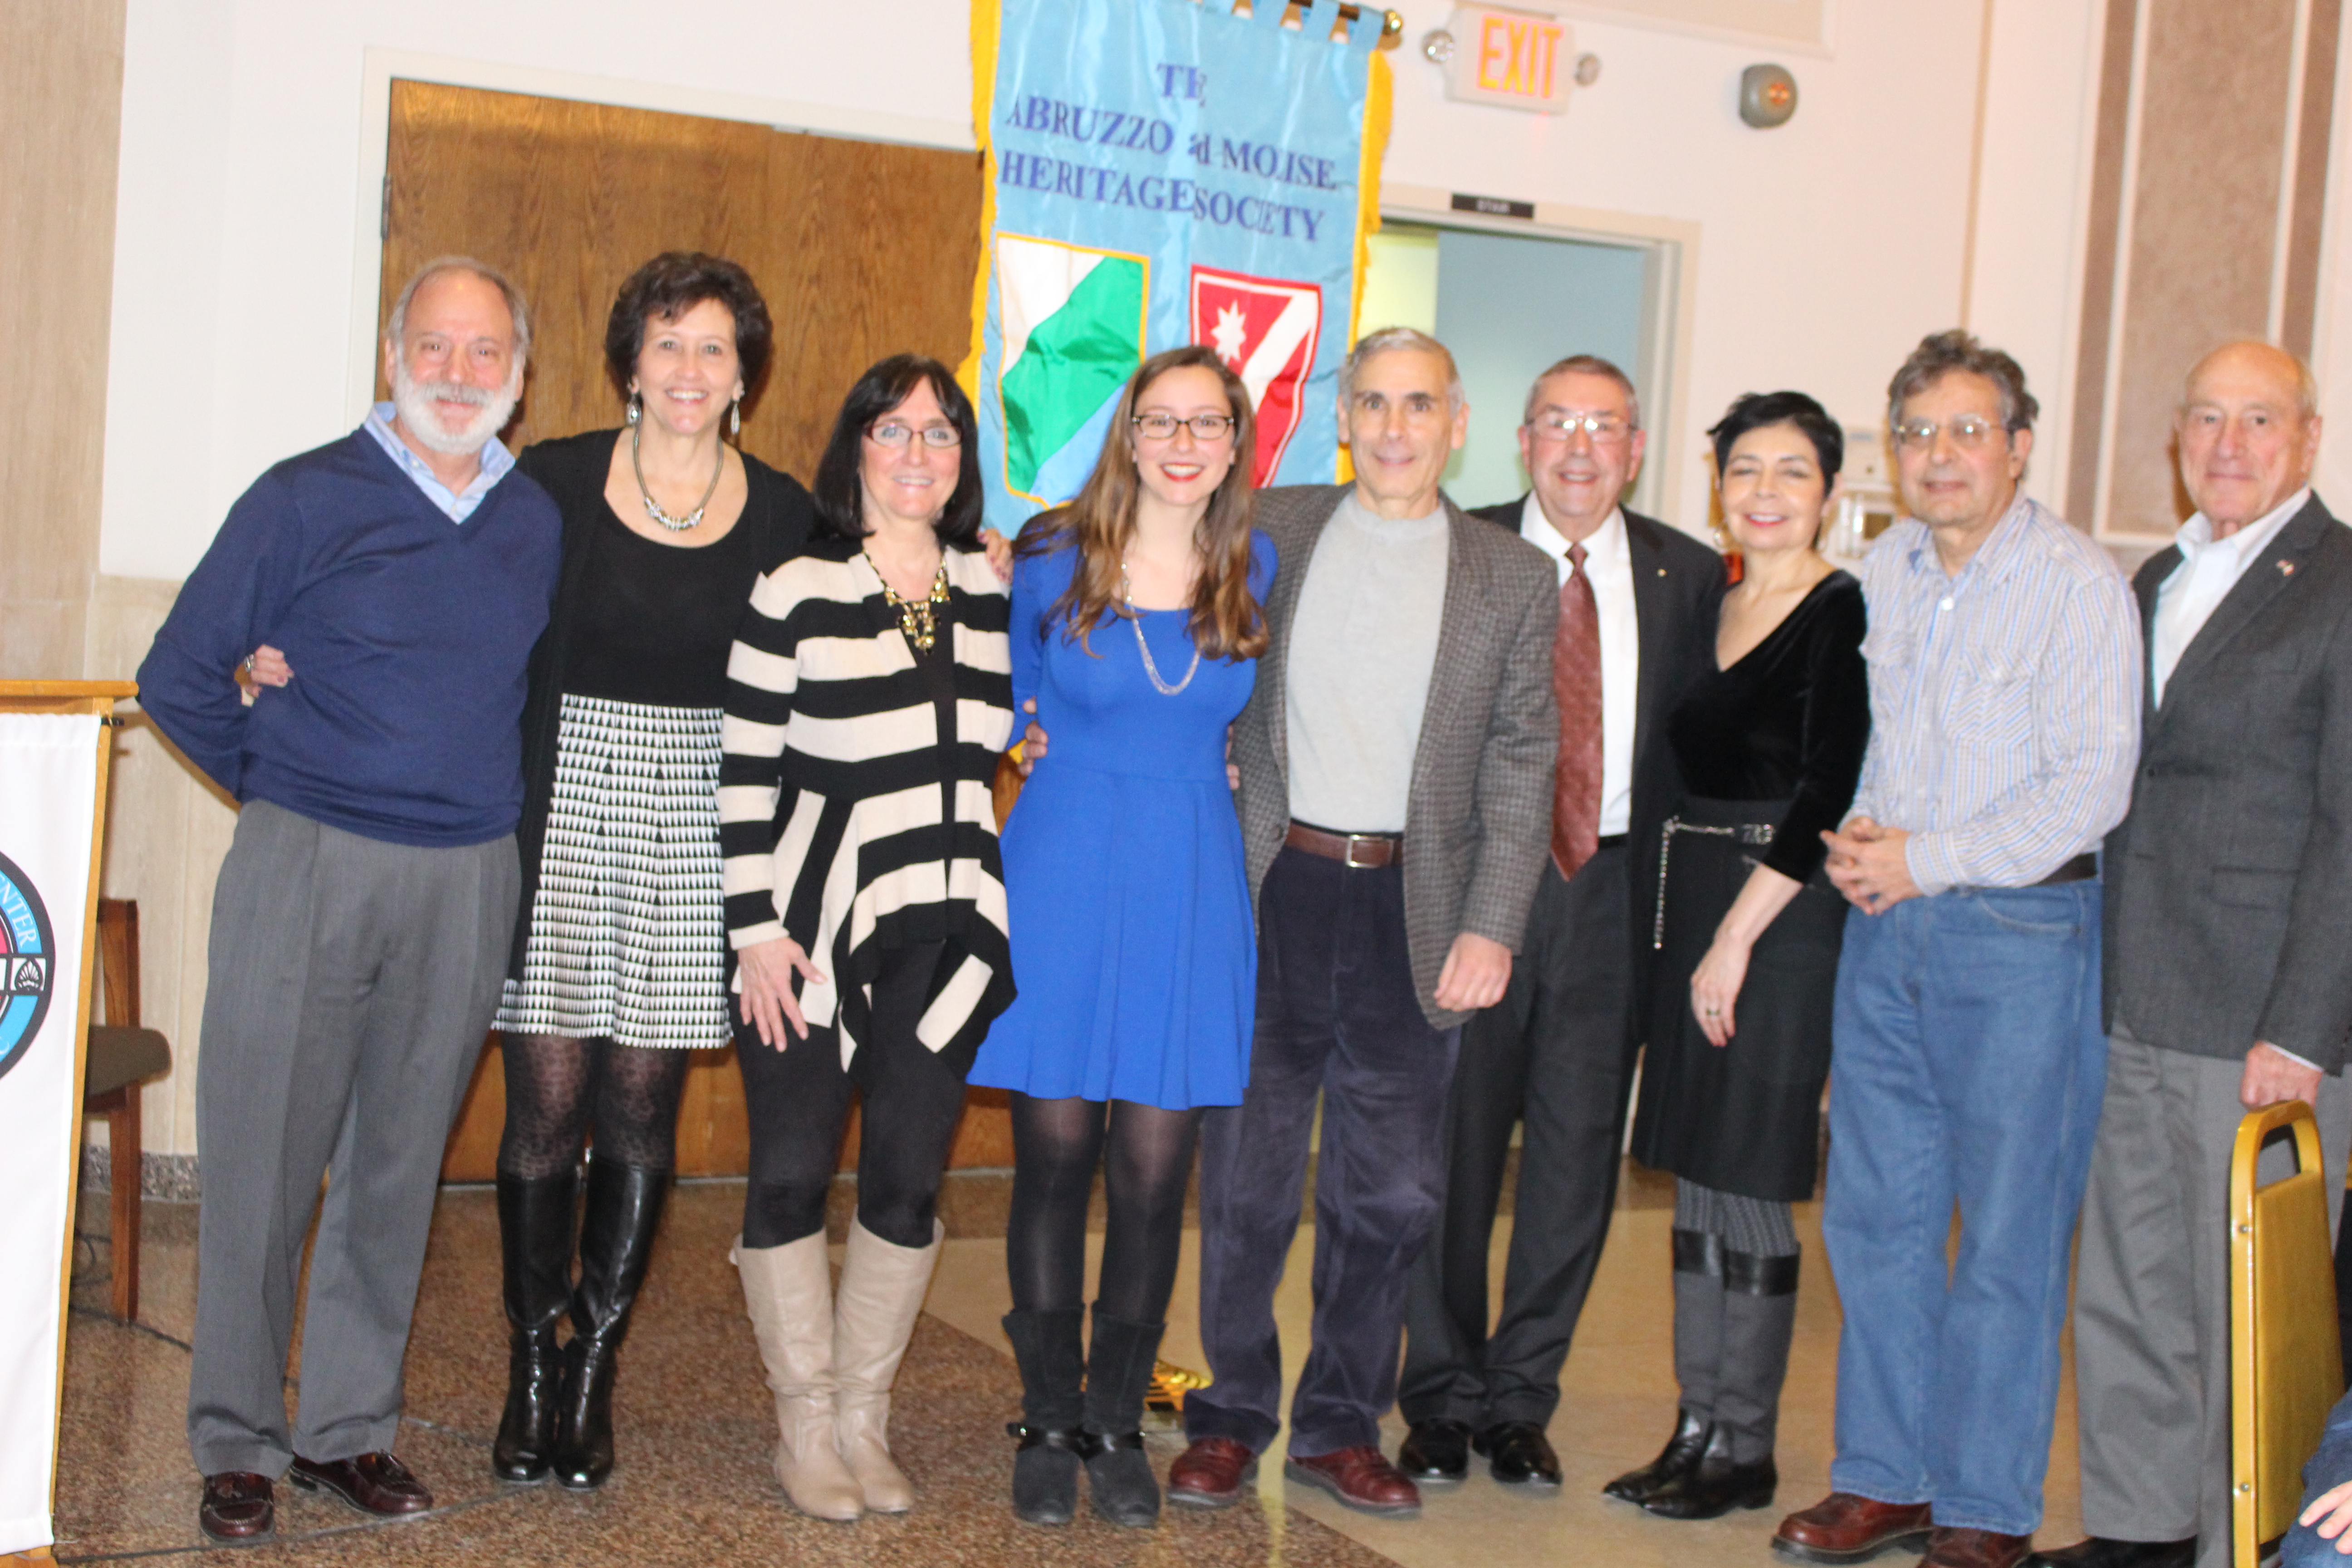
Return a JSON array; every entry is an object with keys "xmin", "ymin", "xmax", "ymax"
[{"xmin": 965, "ymin": 0, "xmax": 1387, "ymax": 534}]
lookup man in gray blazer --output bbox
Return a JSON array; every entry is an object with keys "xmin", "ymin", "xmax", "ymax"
[
  {"xmin": 2037, "ymin": 340, "xmax": 2352, "ymax": 1568},
  {"xmin": 1167, "ymin": 327, "xmax": 1559, "ymax": 1517}
]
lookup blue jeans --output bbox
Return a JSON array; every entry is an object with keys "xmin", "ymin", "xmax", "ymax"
[
  {"xmin": 2286, "ymin": 1389, "xmax": 2352, "ymax": 1568},
  {"xmin": 1821, "ymin": 883, "xmax": 2107, "ymax": 1535}
]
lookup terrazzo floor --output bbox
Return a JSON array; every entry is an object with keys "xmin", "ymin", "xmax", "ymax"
[{"xmin": 49, "ymin": 1154, "xmax": 2085, "ymax": 1567}]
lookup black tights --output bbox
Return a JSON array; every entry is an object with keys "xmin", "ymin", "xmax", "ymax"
[
  {"xmin": 1007, "ymin": 1093, "xmax": 1201, "ymax": 1324},
  {"xmin": 496, "ymin": 1034, "xmax": 691, "ymax": 1178}
]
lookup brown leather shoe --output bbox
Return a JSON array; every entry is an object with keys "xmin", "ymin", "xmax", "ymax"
[
  {"xmin": 1167, "ymin": 1437, "xmax": 1257, "ymax": 1509},
  {"xmin": 1284, "ymin": 1445, "xmax": 1421, "ymax": 1517},
  {"xmin": 1774, "ymin": 1491, "xmax": 1936, "ymax": 1564},
  {"xmin": 1923, "ymin": 1528, "xmax": 2033, "ymax": 1568},
  {"xmin": 289, "ymin": 1451, "xmax": 434, "ymax": 1517},
  {"xmin": 198, "ymin": 1472, "xmax": 274, "ymax": 1541}
]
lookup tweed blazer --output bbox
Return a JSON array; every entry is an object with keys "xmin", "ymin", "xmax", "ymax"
[
  {"xmin": 1233, "ymin": 484, "xmax": 1559, "ymax": 1030},
  {"xmin": 2102, "ymin": 494, "xmax": 2352, "ymax": 1072}
]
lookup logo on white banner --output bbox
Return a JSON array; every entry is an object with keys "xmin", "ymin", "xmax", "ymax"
[
  {"xmin": 1191, "ymin": 266, "xmax": 1323, "ymax": 488},
  {"xmin": 0, "ymin": 852, "xmax": 54, "ymax": 1081}
]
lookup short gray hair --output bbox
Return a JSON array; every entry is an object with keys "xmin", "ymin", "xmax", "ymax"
[
  {"xmin": 384, "ymin": 255, "xmax": 531, "ymax": 366},
  {"xmin": 1522, "ymin": 353, "xmax": 1642, "ymax": 431},
  {"xmin": 1339, "ymin": 326, "xmax": 1464, "ymax": 412},
  {"xmin": 1886, "ymin": 328, "xmax": 2036, "ymax": 434},
  {"xmin": 2180, "ymin": 338, "xmax": 2319, "ymax": 420}
]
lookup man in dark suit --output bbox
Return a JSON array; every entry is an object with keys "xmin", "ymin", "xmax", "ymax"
[
  {"xmin": 1165, "ymin": 327, "xmax": 1559, "ymax": 1518},
  {"xmin": 1396, "ymin": 354, "xmax": 1720, "ymax": 1490},
  {"xmin": 2035, "ymin": 340, "xmax": 2352, "ymax": 1568}
]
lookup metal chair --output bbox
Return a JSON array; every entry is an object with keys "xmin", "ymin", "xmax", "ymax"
[
  {"xmin": 2231, "ymin": 1099, "xmax": 2346, "ymax": 1568},
  {"xmin": 81, "ymin": 899, "xmax": 171, "ymax": 1321}
]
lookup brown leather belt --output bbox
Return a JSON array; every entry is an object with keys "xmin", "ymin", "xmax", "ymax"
[
  {"xmin": 1285, "ymin": 821, "xmax": 1402, "ymax": 869},
  {"xmin": 2035, "ymin": 852, "xmax": 2097, "ymax": 886}
]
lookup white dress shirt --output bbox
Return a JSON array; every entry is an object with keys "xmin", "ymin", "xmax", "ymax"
[
  {"xmin": 1519, "ymin": 496, "xmax": 1639, "ymax": 838},
  {"xmin": 2151, "ymin": 487, "xmax": 2311, "ymax": 708}
]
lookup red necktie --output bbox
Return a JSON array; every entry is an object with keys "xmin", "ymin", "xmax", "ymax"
[{"xmin": 1552, "ymin": 542, "xmax": 1602, "ymax": 880}]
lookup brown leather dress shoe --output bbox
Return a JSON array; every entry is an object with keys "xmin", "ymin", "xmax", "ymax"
[
  {"xmin": 1923, "ymin": 1527, "xmax": 2032, "ymax": 1568},
  {"xmin": 1284, "ymin": 1445, "xmax": 1421, "ymax": 1517},
  {"xmin": 198, "ymin": 1472, "xmax": 275, "ymax": 1541},
  {"xmin": 1774, "ymin": 1491, "xmax": 1937, "ymax": 1564},
  {"xmin": 289, "ymin": 1451, "xmax": 434, "ymax": 1517},
  {"xmin": 1167, "ymin": 1437, "xmax": 1258, "ymax": 1509}
]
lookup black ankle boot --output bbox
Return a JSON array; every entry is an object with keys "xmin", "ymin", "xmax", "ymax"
[
  {"xmin": 1079, "ymin": 1307, "xmax": 1165, "ymax": 1529},
  {"xmin": 492, "ymin": 1170, "xmax": 577, "ymax": 1483},
  {"xmin": 1002, "ymin": 1307, "xmax": 1086, "ymax": 1525},
  {"xmin": 1640, "ymin": 1423, "xmax": 1778, "ymax": 1519},
  {"xmin": 551, "ymin": 1157, "xmax": 669, "ymax": 1490}
]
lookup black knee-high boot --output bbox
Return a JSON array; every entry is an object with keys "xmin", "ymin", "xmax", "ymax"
[
  {"xmin": 1002, "ymin": 1307, "xmax": 1086, "ymax": 1525},
  {"xmin": 551, "ymin": 1157, "xmax": 670, "ymax": 1490},
  {"xmin": 493, "ymin": 1170, "xmax": 578, "ymax": 1482},
  {"xmin": 1079, "ymin": 1308, "xmax": 1165, "ymax": 1528},
  {"xmin": 1644, "ymin": 1245, "xmax": 1793, "ymax": 1520},
  {"xmin": 1606, "ymin": 1229, "xmax": 1722, "ymax": 1504}
]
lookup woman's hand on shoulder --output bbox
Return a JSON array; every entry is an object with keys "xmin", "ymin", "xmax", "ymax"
[
  {"xmin": 737, "ymin": 935, "xmax": 827, "ymax": 1049},
  {"xmin": 982, "ymin": 527, "xmax": 1015, "ymax": 585}
]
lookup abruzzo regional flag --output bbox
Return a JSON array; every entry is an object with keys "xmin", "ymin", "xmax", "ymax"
[{"xmin": 964, "ymin": 0, "xmax": 1391, "ymax": 533}]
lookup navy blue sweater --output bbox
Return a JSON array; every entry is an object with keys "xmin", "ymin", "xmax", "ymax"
[{"xmin": 138, "ymin": 430, "xmax": 562, "ymax": 847}]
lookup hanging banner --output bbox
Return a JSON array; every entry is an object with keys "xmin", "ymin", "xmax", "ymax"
[
  {"xmin": 964, "ymin": 0, "xmax": 1393, "ymax": 533},
  {"xmin": 0, "ymin": 713, "xmax": 102, "ymax": 1555}
]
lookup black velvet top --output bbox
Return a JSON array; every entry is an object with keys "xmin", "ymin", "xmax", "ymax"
[{"xmin": 1665, "ymin": 569, "xmax": 1869, "ymax": 886}]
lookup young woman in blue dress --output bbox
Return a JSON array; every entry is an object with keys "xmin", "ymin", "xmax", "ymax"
[{"xmin": 968, "ymin": 345, "xmax": 1276, "ymax": 1529}]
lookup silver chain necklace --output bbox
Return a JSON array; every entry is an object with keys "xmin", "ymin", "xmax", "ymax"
[
  {"xmin": 630, "ymin": 423, "xmax": 725, "ymax": 532},
  {"xmin": 1121, "ymin": 560, "xmax": 1201, "ymax": 696}
]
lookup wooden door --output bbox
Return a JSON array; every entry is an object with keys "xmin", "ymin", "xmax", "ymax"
[{"xmin": 383, "ymin": 79, "xmax": 1014, "ymax": 1179}]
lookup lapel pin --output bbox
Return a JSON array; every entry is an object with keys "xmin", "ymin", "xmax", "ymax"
[
  {"xmin": 2280, "ymin": 560, "xmax": 2297, "ymax": 576},
  {"xmin": 1656, "ymin": 567, "xmax": 1666, "ymax": 577}
]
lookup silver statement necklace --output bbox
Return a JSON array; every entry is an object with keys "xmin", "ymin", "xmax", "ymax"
[
  {"xmin": 1121, "ymin": 559, "xmax": 1201, "ymax": 696},
  {"xmin": 630, "ymin": 422, "xmax": 725, "ymax": 532}
]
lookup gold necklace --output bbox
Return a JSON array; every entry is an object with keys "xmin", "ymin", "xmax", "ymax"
[{"xmin": 867, "ymin": 552, "xmax": 951, "ymax": 650}]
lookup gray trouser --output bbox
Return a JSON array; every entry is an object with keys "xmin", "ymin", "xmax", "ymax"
[
  {"xmin": 186, "ymin": 800, "xmax": 518, "ymax": 1476},
  {"xmin": 2073, "ymin": 1029, "xmax": 2350, "ymax": 1568}
]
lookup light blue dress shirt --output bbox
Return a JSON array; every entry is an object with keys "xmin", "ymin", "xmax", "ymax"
[{"xmin": 362, "ymin": 401, "xmax": 516, "ymax": 522}]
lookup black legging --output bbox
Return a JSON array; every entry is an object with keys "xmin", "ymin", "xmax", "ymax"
[
  {"xmin": 1007, "ymin": 1093, "xmax": 1201, "ymax": 1323},
  {"xmin": 734, "ymin": 941, "xmax": 969, "ymax": 1250},
  {"xmin": 498, "ymin": 1034, "xmax": 692, "ymax": 1178}
]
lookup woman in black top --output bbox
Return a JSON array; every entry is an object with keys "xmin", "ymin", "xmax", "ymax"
[{"xmin": 1605, "ymin": 392, "xmax": 1868, "ymax": 1521}]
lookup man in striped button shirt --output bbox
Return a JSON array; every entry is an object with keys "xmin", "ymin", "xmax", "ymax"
[{"xmin": 1772, "ymin": 331, "xmax": 2141, "ymax": 1568}]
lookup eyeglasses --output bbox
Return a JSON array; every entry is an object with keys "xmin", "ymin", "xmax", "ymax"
[
  {"xmin": 869, "ymin": 421, "xmax": 962, "ymax": 449},
  {"xmin": 1133, "ymin": 412, "xmax": 1236, "ymax": 441},
  {"xmin": 1891, "ymin": 415, "xmax": 2004, "ymax": 451},
  {"xmin": 1527, "ymin": 412, "xmax": 1632, "ymax": 446}
]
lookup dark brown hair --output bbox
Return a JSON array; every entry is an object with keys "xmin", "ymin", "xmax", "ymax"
[
  {"xmin": 808, "ymin": 355, "xmax": 985, "ymax": 550},
  {"xmin": 603, "ymin": 252, "xmax": 773, "ymax": 409},
  {"xmin": 1017, "ymin": 345, "xmax": 1267, "ymax": 662}
]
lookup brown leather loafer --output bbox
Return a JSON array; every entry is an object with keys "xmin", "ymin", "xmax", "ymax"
[
  {"xmin": 289, "ymin": 1451, "xmax": 434, "ymax": 1517},
  {"xmin": 1924, "ymin": 1528, "xmax": 2033, "ymax": 1568},
  {"xmin": 1774, "ymin": 1491, "xmax": 1936, "ymax": 1564},
  {"xmin": 1284, "ymin": 1445, "xmax": 1421, "ymax": 1517},
  {"xmin": 1168, "ymin": 1437, "xmax": 1258, "ymax": 1509},
  {"xmin": 198, "ymin": 1471, "xmax": 275, "ymax": 1541}
]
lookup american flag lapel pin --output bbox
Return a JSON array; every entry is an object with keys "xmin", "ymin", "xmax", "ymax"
[{"xmin": 2280, "ymin": 560, "xmax": 2297, "ymax": 576}]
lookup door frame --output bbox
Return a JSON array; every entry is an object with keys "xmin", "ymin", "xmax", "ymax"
[
  {"xmin": 1377, "ymin": 183, "xmax": 1700, "ymax": 527},
  {"xmin": 344, "ymin": 47, "xmax": 976, "ymax": 426}
]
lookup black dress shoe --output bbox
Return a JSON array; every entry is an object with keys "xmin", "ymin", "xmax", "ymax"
[
  {"xmin": 289, "ymin": 1452, "xmax": 434, "ymax": 1517},
  {"xmin": 2028, "ymin": 1539, "xmax": 2196, "ymax": 1568},
  {"xmin": 1475, "ymin": 1421, "xmax": 1563, "ymax": 1487},
  {"xmin": 1398, "ymin": 1419, "xmax": 1473, "ymax": 1484},
  {"xmin": 198, "ymin": 1472, "xmax": 274, "ymax": 1541},
  {"xmin": 1604, "ymin": 1410, "xmax": 1711, "ymax": 1504}
]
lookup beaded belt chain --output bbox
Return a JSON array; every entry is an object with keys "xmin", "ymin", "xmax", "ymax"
[{"xmin": 1653, "ymin": 815, "xmax": 1776, "ymax": 951}]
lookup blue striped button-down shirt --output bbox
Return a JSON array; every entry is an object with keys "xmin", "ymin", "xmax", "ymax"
[{"xmin": 1849, "ymin": 495, "xmax": 2141, "ymax": 895}]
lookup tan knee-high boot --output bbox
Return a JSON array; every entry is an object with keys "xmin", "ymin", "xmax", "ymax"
[
  {"xmin": 731, "ymin": 1234, "xmax": 864, "ymax": 1521},
  {"xmin": 830, "ymin": 1218, "xmax": 942, "ymax": 1513}
]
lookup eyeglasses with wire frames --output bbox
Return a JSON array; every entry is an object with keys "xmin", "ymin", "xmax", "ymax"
[
  {"xmin": 868, "ymin": 421, "xmax": 963, "ymax": 449},
  {"xmin": 1525, "ymin": 411, "xmax": 1633, "ymax": 446},
  {"xmin": 1132, "ymin": 411, "xmax": 1237, "ymax": 441},
  {"xmin": 1890, "ymin": 414, "xmax": 2007, "ymax": 451}
]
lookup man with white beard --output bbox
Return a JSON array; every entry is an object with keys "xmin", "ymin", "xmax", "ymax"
[{"xmin": 137, "ymin": 258, "xmax": 562, "ymax": 1544}]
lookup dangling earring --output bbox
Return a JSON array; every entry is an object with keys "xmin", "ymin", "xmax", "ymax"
[
  {"xmin": 729, "ymin": 392, "xmax": 741, "ymax": 439},
  {"xmin": 627, "ymin": 392, "xmax": 642, "ymax": 427}
]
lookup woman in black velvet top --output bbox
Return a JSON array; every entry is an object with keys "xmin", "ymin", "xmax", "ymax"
[{"xmin": 1606, "ymin": 391, "xmax": 1868, "ymax": 1523}]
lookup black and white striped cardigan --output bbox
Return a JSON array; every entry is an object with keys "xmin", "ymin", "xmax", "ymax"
[{"xmin": 719, "ymin": 537, "xmax": 1016, "ymax": 1069}]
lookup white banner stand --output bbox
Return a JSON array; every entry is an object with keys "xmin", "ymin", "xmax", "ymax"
[{"xmin": 0, "ymin": 682, "xmax": 130, "ymax": 1562}]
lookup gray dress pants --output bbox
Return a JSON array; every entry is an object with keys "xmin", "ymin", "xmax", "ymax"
[
  {"xmin": 2073, "ymin": 1026, "xmax": 2351, "ymax": 1568},
  {"xmin": 186, "ymin": 800, "xmax": 518, "ymax": 1476}
]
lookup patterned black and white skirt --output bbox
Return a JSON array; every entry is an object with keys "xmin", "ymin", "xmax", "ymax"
[{"xmin": 496, "ymin": 693, "xmax": 730, "ymax": 1050}]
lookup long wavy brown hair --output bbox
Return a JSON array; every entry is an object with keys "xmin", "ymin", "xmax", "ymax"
[{"xmin": 1016, "ymin": 345, "xmax": 1269, "ymax": 662}]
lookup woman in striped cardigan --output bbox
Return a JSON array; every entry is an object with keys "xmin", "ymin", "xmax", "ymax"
[{"xmin": 717, "ymin": 355, "xmax": 1015, "ymax": 1521}]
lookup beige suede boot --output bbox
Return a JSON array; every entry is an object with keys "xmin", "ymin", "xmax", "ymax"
[
  {"xmin": 731, "ymin": 1234, "xmax": 863, "ymax": 1521},
  {"xmin": 829, "ymin": 1218, "xmax": 942, "ymax": 1513}
]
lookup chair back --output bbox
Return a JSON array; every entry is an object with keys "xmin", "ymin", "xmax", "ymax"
[
  {"xmin": 95, "ymin": 899, "xmax": 138, "ymax": 1028},
  {"xmin": 2232, "ymin": 1098, "xmax": 2346, "ymax": 1567}
]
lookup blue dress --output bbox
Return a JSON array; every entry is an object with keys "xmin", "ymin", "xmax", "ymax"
[{"xmin": 969, "ymin": 531, "xmax": 1277, "ymax": 1109}]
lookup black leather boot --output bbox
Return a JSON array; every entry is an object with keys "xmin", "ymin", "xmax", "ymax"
[
  {"xmin": 550, "ymin": 1157, "xmax": 670, "ymax": 1490},
  {"xmin": 1643, "ymin": 1245, "xmax": 1796, "ymax": 1520},
  {"xmin": 1640, "ymin": 1421, "xmax": 1778, "ymax": 1518},
  {"xmin": 1002, "ymin": 1307, "xmax": 1086, "ymax": 1525},
  {"xmin": 1605, "ymin": 1229, "xmax": 1725, "ymax": 1504},
  {"xmin": 492, "ymin": 1170, "xmax": 577, "ymax": 1483},
  {"xmin": 1079, "ymin": 1308, "xmax": 1165, "ymax": 1529}
]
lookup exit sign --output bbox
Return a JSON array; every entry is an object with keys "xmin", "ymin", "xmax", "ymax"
[{"xmin": 1443, "ymin": 6, "xmax": 1574, "ymax": 114}]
